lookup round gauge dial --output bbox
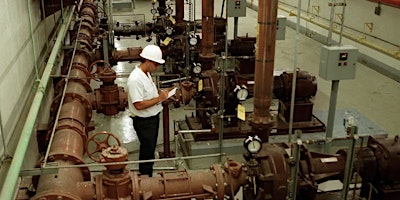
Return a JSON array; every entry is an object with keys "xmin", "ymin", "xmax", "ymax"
[
  {"xmin": 236, "ymin": 88, "xmax": 249, "ymax": 101},
  {"xmin": 166, "ymin": 8, "xmax": 173, "ymax": 15},
  {"xmin": 244, "ymin": 135, "xmax": 262, "ymax": 154},
  {"xmin": 166, "ymin": 27, "xmax": 174, "ymax": 35},
  {"xmin": 193, "ymin": 65, "xmax": 202, "ymax": 74},
  {"xmin": 150, "ymin": 8, "xmax": 157, "ymax": 14},
  {"xmin": 189, "ymin": 37, "xmax": 198, "ymax": 46}
]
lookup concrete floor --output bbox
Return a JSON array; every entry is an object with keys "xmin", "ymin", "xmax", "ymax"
[{"xmin": 87, "ymin": 0, "xmax": 400, "ymax": 199}]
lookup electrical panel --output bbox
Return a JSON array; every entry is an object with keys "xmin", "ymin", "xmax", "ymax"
[
  {"xmin": 227, "ymin": 0, "xmax": 246, "ymax": 17},
  {"xmin": 276, "ymin": 15, "xmax": 286, "ymax": 40},
  {"xmin": 319, "ymin": 45, "xmax": 358, "ymax": 80}
]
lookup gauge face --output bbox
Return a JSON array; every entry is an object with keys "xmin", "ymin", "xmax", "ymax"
[
  {"xmin": 236, "ymin": 88, "xmax": 249, "ymax": 101},
  {"xmin": 248, "ymin": 140, "xmax": 261, "ymax": 153},
  {"xmin": 193, "ymin": 65, "xmax": 202, "ymax": 74},
  {"xmin": 150, "ymin": 8, "xmax": 157, "ymax": 14},
  {"xmin": 166, "ymin": 8, "xmax": 173, "ymax": 15},
  {"xmin": 189, "ymin": 37, "xmax": 197, "ymax": 46},
  {"xmin": 166, "ymin": 27, "xmax": 173, "ymax": 35},
  {"xmin": 244, "ymin": 136, "xmax": 262, "ymax": 154}
]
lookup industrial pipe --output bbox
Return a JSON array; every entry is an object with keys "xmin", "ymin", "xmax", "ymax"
[
  {"xmin": 0, "ymin": 6, "xmax": 76, "ymax": 200},
  {"xmin": 250, "ymin": 0, "xmax": 278, "ymax": 142},
  {"xmin": 200, "ymin": 0, "xmax": 215, "ymax": 59},
  {"xmin": 32, "ymin": 1, "xmax": 98, "ymax": 199},
  {"xmin": 175, "ymin": 0, "xmax": 184, "ymax": 24}
]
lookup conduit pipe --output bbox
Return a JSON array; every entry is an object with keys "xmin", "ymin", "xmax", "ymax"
[
  {"xmin": 0, "ymin": 6, "xmax": 76, "ymax": 200},
  {"xmin": 277, "ymin": 5, "xmax": 400, "ymax": 60}
]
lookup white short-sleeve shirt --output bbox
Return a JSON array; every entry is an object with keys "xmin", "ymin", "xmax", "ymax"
[{"xmin": 127, "ymin": 65, "xmax": 163, "ymax": 117}]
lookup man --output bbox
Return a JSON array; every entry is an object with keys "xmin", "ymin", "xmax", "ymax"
[{"xmin": 127, "ymin": 44, "xmax": 168, "ymax": 177}]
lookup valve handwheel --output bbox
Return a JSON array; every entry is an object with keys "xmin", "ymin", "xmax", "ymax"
[{"xmin": 86, "ymin": 131, "xmax": 121, "ymax": 162}]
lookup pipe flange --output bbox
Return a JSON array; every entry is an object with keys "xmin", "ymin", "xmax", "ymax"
[
  {"xmin": 71, "ymin": 64, "xmax": 92, "ymax": 80},
  {"xmin": 118, "ymin": 87, "xmax": 128, "ymax": 109},
  {"xmin": 79, "ymin": 21, "xmax": 96, "ymax": 34},
  {"xmin": 64, "ymin": 92, "xmax": 93, "ymax": 122},
  {"xmin": 131, "ymin": 172, "xmax": 141, "ymax": 200},
  {"xmin": 89, "ymin": 60, "xmax": 113, "ymax": 75},
  {"xmin": 95, "ymin": 174, "xmax": 104, "ymax": 200},
  {"xmin": 32, "ymin": 191, "xmax": 81, "ymax": 200},
  {"xmin": 77, "ymin": 39, "xmax": 94, "ymax": 51},
  {"xmin": 80, "ymin": 3, "xmax": 97, "ymax": 16},
  {"xmin": 210, "ymin": 164, "xmax": 225, "ymax": 200},
  {"xmin": 47, "ymin": 118, "xmax": 87, "ymax": 138},
  {"xmin": 54, "ymin": 77, "xmax": 92, "ymax": 96},
  {"xmin": 47, "ymin": 154, "xmax": 91, "ymax": 181},
  {"xmin": 50, "ymin": 93, "xmax": 93, "ymax": 124}
]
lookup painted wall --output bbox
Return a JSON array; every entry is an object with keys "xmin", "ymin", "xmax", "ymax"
[
  {"xmin": 0, "ymin": 0, "xmax": 60, "ymax": 176},
  {"xmin": 247, "ymin": 0, "xmax": 400, "ymax": 73}
]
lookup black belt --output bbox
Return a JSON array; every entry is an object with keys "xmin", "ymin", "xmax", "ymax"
[{"xmin": 130, "ymin": 113, "xmax": 159, "ymax": 119}]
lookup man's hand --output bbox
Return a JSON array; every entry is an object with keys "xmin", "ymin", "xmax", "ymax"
[{"xmin": 159, "ymin": 90, "xmax": 169, "ymax": 101}]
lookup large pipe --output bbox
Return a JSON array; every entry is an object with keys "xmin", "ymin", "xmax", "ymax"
[
  {"xmin": 175, "ymin": 0, "xmax": 184, "ymax": 24},
  {"xmin": 0, "ymin": 6, "xmax": 76, "ymax": 200},
  {"xmin": 33, "ymin": 1, "xmax": 97, "ymax": 199},
  {"xmin": 251, "ymin": 0, "xmax": 278, "ymax": 142},
  {"xmin": 200, "ymin": 0, "xmax": 215, "ymax": 58}
]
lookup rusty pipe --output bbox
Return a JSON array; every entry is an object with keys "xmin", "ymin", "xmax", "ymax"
[
  {"xmin": 200, "ymin": 0, "xmax": 215, "ymax": 58},
  {"xmin": 161, "ymin": 102, "xmax": 172, "ymax": 158},
  {"xmin": 251, "ymin": 0, "xmax": 278, "ymax": 142},
  {"xmin": 33, "ymin": 160, "xmax": 95, "ymax": 200},
  {"xmin": 129, "ymin": 161, "xmax": 247, "ymax": 199},
  {"xmin": 33, "ymin": 1, "xmax": 97, "ymax": 199},
  {"xmin": 175, "ymin": 0, "xmax": 184, "ymax": 24},
  {"xmin": 112, "ymin": 47, "xmax": 143, "ymax": 62}
]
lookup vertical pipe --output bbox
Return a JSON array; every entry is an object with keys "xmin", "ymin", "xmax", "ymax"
[
  {"xmin": 327, "ymin": 0, "xmax": 336, "ymax": 45},
  {"xmin": 0, "ymin": 7, "xmax": 75, "ymax": 200},
  {"xmin": 251, "ymin": 0, "xmax": 278, "ymax": 142},
  {"xmin": 161, "ymin": 102, "xmax": 171, "ymax": 157},
  {"xmin": 200, "ymin": 0, "xmax": 215, "ymax": 57},
  {"xmin": 176, "ymin": 0, "xmax": 184, "ymax": 24},
  {"xmin": 288, "ymin": 130, "xmax": 302, "ymax": 200},
  {"xmin": 217, "ymin": 1, "xmax": 230, "ymax": 163},
  {"xmin": 233, "ymin": 17, "xmax": 238, "ymax": 39},
  {"xmin": 288, "ymin": 0, "xmax": 302, "ymax": 143},
  {"xmin": 341, "ymin": 126, "xmax": 357, "ymax": 200},
  {"xmin": 326, "ymin": 81, "xmax": 339, "ymax": 139},
  {"xmin": 339, "ymin": 0, "xmax": 347, "ymax": 45}
]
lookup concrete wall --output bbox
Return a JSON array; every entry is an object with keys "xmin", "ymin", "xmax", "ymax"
[
  {"xmin": 247, "ymin": 0, "xmax": 400, "ymax": 81},
  {"xmin": 0, "ymin": 0, "xmax": 61, "ymax": 176}
]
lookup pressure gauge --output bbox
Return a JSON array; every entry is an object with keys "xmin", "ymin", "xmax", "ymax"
[
  {"xmin": 236, "ymin": 88, "xmax": 248, "ymax": 101},
  {"xmin": 166, "ymin": 27, "xmax": 174, "ymax": 35},
  {"xmin": 244, "ymin": 135, "xmax": 262, "ymax": 154},
  {"xmin": 193, "ymin": 64, "xmax": 202, "ymax": 74},
  {"xmin": 189, "ymin": 37, "xmax": 198, "ymax": 46},
  {"xmin": 150, "ymin": 8, "xmax": 157, "ymax": 14},
  {"xmin": 234, "ymin": 85, "xmax": 249, "ymax": 101},
  {"xmin": 166, "ymin": 8, "xmax": 173, "ymax": 15}
]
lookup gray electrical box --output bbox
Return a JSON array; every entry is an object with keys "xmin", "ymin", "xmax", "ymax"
[
  {"xmin": 319, "ymin": 45, "xmax": 358, "ymax": 80},
  {"xmin": 227, "ymin": 0, "xmax": 246, "ymax": 17},
  {"xmin": 276, "ymin": 15, "xmax": 286, "ymax": 40}
]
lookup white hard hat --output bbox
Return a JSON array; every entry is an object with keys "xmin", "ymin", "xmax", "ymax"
[{"xmin": 140, "ymin": 44, "xmax": 165, "ymax": 64}]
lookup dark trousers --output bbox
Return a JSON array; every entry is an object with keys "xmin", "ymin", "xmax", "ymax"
[{"xmin": 131, "ymin": 114, "xmax": 159, "ymax": 177}]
